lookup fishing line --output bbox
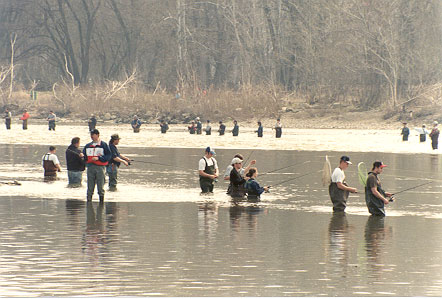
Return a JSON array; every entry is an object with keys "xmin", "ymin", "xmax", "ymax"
[
  {"xmin": 260, "ymin": 160, "xmax": 311, "ymax": 177},
  {"xmin": 269, "ymin": 170, "xmax": 321, "ymax": 187}
]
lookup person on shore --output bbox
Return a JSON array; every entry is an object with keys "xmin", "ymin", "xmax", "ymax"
[
  {"xmin": 232, "ymin": 120, "xmax": 239, "ymax": 136},
  {"xmin": 429, "ymin": 121, "xmax": 439, "ymax": 150},
  {"xmin": 401, "ymin": 122, "xmax": 410, "ymax": 141},
  {"xmin": 218, "ymin": 121, "xmax": 226, "ymax": 136},
  {"xmin": 196, "ymin": 117, "xmax": 202, "ymax": 134},
  {"xmin": 274, "ymin": 118, "xmax": 282, "ymax": 138},
  {"xmin": 256, "ymin": 121, "xmax": 263, "ymax": 137},
  {"xmin": 88, "ymin": 114, "xmax": 97, "ymax": 132},
  {"xmin": 42, "ymin": 146, "xmax": 61, "ymax": 180},
  {"xmin": 47, "ymin": 110, "xmax": 56, "ymax": 131},
  {"xmin": 83, "ymin": 129, "xmax": 112, "ymax": 202},
  {"xmin": 365, "ymin": 161, "xmax": 394, "ymax": 216},
  {"xmin": 160, "ymin": 120, "xmax": 169, "ymax": 134},
  {"xmin": 229, "ymin": 157, "xmax": 247, "ymax": 199},
  {"xmin": 107, "ymin": 134, "xmax": 130, "ymax": 191},
  {"xmin": 66, "ymin": 137, "xmax": 85, "ymax": 186},
  {"xmin": 131, "ymin": 115, "xmax": 141, "ymax": 133},
  {"xmin": 329, "ymin": 156, "xmax": 358, "ymax": 212},
  {"xmin": 19, "ymin": 109, "xmax": 30, "ymax": 130},
  {"xmin": 205, "ymin": 120, "xmax": 211, "ymax": 135},
  {"xmin": 4, "ymin": 108, "xmax": 11, "ymax": 130},
  {"xmin": 245, "ymin": 167, "xmax": 269, "ymax": 202},
  {"xmin": 188, "ymin": 121, "xmax": 196, "ymax": 134},
  {"xmin": 417, "ymin": 124, "xmax": 429, "ymax": 142},
  {"xmin": 198, "ymin": 147, "xmax": 219, "ymax": 194}
]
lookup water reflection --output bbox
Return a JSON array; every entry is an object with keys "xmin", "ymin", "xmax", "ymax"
[
  {"xmin": 198, "ymin": 202, "xmax": 218, "ymax": 242},
  {"xmin": 328, "ymin": 212, "xmax": 351, "ymax": 274},
  {"xmin": 65, "ymin": 199, "xmax": 85, "ymax": 228},
  {"xmin": 229, "ymin": 204, "xmax": 264, "ymax": 234},
  {"xmin": 364, "ymin": 216, "xmax": 392, "ymax": 278}
]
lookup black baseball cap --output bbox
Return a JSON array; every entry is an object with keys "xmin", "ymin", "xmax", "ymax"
[
  {"xmin": 373, "ymin": 161, "xmax": 387, "ymax": 168},
  {"xmin": 90, "ymin": 129, "xmax": 100, "ymax": 135},
  {"xmin": 340, "ymin": 156, "xmax": 352, "ymax": 164}
]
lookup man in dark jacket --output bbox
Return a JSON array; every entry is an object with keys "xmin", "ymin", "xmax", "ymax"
[
  {"xmin": 365, "ymin": 161, "xmax": 394, "ymax": 216},
  {"xmin": 107, "ymin": 134, "xmax": 130, "ymax": 191},
  {"xmin": 66, "ymin": 137, "xmax": 85, "ymax": 187},
  {"xmin": 430, "ymin": 121, "xmax": 440, "ymax": 150},
  {"xmin": 88, "ymin": 114, "xmax": 97, "ymax": 132}
]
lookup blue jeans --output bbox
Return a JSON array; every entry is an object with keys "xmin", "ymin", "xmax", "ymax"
[{"xmin": 68, "ymin": 171, "xmax": 83, "ymax": 186}]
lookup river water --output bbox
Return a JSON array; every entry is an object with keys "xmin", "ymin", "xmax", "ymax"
[{"xmin": 1, "ymin": 144, "xmax": 442, "ymax": 296}]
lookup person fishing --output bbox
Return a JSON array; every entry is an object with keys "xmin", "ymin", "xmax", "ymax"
[
  {"xmin": 365, "ymin": 161, "xmax": 394, "ymax": 216},
  {"xmin": 256, "ymin": 121, "xmax": 263, "ymax": 137},
  {"xmin": 329, "ymin": 156, "xmax": 357, "ymax": 212},
  {"xmin": 65, "ymin": 137, "xmax": 85, "ymax": 186},
  {"xmin": 229, "ymin": 157, "xmax": 247, "ymax": 199},
  {"xmin": 417, "ymin": 124, "xmax": 428, "ymax": 142},
  {"xmin": 160, "ymin": 120, "xmax": 169, "ymax": 134},
  {"xmin": 198, "ymin": 147, "xmax": 219, "ymax": 194},
  {"xmin": 429, "ymin": 121, "xmax": 439, "ymax": 150},
  {"xmin": 205, "ymin": 120, "xmax": 211, "ymax": 135},
  {"xmin": 88, "ymin": 114, "xmax": 97, "ymax": 132},
  {"xmin": 131, "ymin": 115, "xmax": 142, "ymax": 133},
  {"xmin": 83, "ymin": 129, "xmax": 112, "ymax": 202},
  {"xmin": 245, "ymin": 167, "xmax": 269, "ymax": 202},
  {"xmin": 401, "ymin": 122, "xmax": 410, "ymax": 141},
  {"xmin": 4, "ymin": 108, "xmax": 11, "ymax": 130},
  {"xmin": 196, "ymin": 117, "xmax": 202, "ymax": 134},
  {"xmin": 107, "ymin": 134, "xmax": 131, "ymax": 191},
  {"xmin": 19, "ymin": 109, "xmax": 30, "ymax": 130},
  {"xmin": 188, "ymin": 121, "xmax": 196, "ymax": 134},
  {"xmin": 47, "ymin": 110, "xmax": 56, "ymax": 131},
  {"xmin": 218, "ymin": 121, "xmax": 226, "ymax": 136},
  {"xmin": 232, "ymin": 120, "xmax": 239, "ymax": 136},
  {"xmin": 274, "ymin": 118, "xmax": 282, "ymax": 138},
  {"xmin": 42, "ymin": 146, "xmax": 61, "ymax": 180},
  {"xmin": 224, "ymin": 154, "xmax": 256, "ymax": 195}
]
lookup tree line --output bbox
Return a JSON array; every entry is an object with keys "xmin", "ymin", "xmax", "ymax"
[{"xmin": 0, "ymin": 0, "xmax": 441, "ymax": 109}]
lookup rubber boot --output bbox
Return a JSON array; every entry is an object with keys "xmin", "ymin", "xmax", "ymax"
[{"xmin": 99, "ymin": 195, "xmax": 104, "ymax": 202}]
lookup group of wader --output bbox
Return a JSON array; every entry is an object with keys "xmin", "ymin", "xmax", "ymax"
[
  {"xmin": 329, "ymin": 156, "xmax": 393, "ymax": 216},
  {"xmin": 402, "ymin": 121, "xmax": 440, "ymax": 150}
]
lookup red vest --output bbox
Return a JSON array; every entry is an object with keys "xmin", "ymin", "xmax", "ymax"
[{"xmin": 85, "ymin": 144, "xmax": 108, "ymax": 166}]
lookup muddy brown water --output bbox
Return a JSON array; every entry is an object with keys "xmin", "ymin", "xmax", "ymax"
[{"xmin": 1, "ymin": 144, "xmax": 442, "ymax": 296}]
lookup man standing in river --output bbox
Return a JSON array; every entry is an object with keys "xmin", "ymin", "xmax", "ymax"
[
  {"xmin": 83, "ymin": 129, "xmax": 111, "ymax": 201},
  {"xmin": 107, "ymin": 134, "xmax": 130, "ymax": 191},
  {"xmin": 429, "ymin": 121, "xmax": 440, "ymax": 150},
  {"xmin": 198, "ymin": 147, "xmax": 219, "ymax": 194},
  {"xmin": 365, "ymin": 161, "xmax": 394, "ymax": 216},
  {"xmin": 329, "ymin": 156, "xmax": 357, "ymax": 212}
]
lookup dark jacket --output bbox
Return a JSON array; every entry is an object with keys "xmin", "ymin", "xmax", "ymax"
[
  {"xmin": 83, "ymin": 140, "xmax": 112, "ymax": 166},
  {"xmin": 66, "ymin": 145, "xmax": 85, "ymax": 171},
  {"xmin": 109, "ymin": 143, "xmax": 121, "ymax": 166},
  {"xmin": 229, "ymin": 167, "xmax": 246, "ymax": 197}
]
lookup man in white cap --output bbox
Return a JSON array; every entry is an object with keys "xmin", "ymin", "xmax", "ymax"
[
  {"xmin": 329, "ymin": 155, "xmax": 357, "ymax": 212},
  {"xmin": 429, "ymin": 121, "xmax": 439, "ymax": 150},
  {"xmin": 198, "ymin": 147, "xmax": 219, "ymax": 194}
]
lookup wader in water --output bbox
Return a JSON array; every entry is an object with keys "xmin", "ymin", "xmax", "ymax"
[
  {"xmin": 200, "ymin": 157, "xmax": 215, "ymax": 193},
  {"xmin": 22, "ymin": 119, "xmax": 27, "ymax": 130},
  {"xmin": 275, "ymin": 127, "xmax": 282, "ymax": 138},
  {"xmin": 48, "ymin": 120, "xmax": 56, "ymax": 131},
  {"xmin": 43, "ymin": 154, "xmax": 57, "ymax": 180},
  {"xmin": 430, "ymin": 128, "xmax": 439, "ymax": 149},
  {"xmin": 365, "ymin": 172, "xmax": 387, "ymax": 216},
  {"xmin": 230, "ymin": 168, "xmax": 246, "ymax": 200},
  {"xmin": 328, "ymin": 182, "xmax": 349, "ymax": 212},
  {"xmin": 420, "ymin": 133, "xmax": 426, "ymax": 142}
]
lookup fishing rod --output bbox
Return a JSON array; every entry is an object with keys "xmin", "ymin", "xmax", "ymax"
[
  {"xmin": 269, "ymin": 169, "xmax": 320, "ymax": 187},
  {"xmin": 242, "ymin": 149, "xmax": 255, "ymax": 165},
  {"xmin": 392, "ymin": 181, "xmax": 433, "ymax": 196},
  {"xmin": 260, "ymin": 160, "xmax": 311, "ymax": 177},
  {"xmin": 131, "ymin": 159, "xmax": 195, "ymax": 171}
]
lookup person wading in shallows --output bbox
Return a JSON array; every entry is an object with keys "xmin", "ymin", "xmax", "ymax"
[
  {"xmin": 83, "ymin": 129, "xmax": 111, "ymax": 202},
  {"xmin": 365, "ymin": 161, "xmax": 394, "ymax": 216},
  {"xmin": 42, "ymin": 146, "xmax": 61, "ymax": 181},
  {"xmin": 329, "ymin": 156, "xmax": 357, "ymax": 212},
  {"xmin": 107, "ymin": 134, "xmax": 130, "ymax": 191},
  {"xmin": 198, "ymin": 147, "xmax": 219, "ymax": 194},
  {"xmin": 66, "ymin": 137, "xmax": 85, "ymax": 187}
]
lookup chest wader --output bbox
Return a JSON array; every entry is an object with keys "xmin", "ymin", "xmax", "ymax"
[
  {"xmin": 420, "ymin": 134, "xmax": 426, "ymax": 142},
  {"xmin": 43, "ymin": 154, "xmax": 57, "ymax": 177},
  {"xmin": 365, "ymin": 173, "xmax": 386, "ymax": 216},
  {"xmin": 231, "ymin": 181, "xmax": 246, "ymax": 199},
  {"xmin": 200, "ymin": 158, "xmax": 215, "ymax": 193},
  {"xmin": 329, "ymin": 182, "xmax": 349, "ymax": 212},
  {"xmin": 275, "ymin": 127, "xmax": 282, "ymax": 138}
]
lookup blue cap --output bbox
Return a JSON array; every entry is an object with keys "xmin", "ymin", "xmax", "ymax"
[{"xmin": 205, "ymin": 147, "xmax": 216, "ymax": 156}]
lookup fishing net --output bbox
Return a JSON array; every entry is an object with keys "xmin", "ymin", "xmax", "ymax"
[
  {"xmin": 358, "ymin": 162, "xmax": 368, "ymax": 187},
  {"xmin": 322, "ymin": 155, "xmax": 331, "ymax": 186}
]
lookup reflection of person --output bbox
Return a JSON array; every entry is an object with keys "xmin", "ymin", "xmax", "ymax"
[
  {"xmin": 83, "ymin": 129, "xmax": 112, "ymax": 202},
  {"xmin": 19, "ymin": 109, "xmax": 30, "ymax": 130},
  {"xmin": 66, "ymin": 137, "xmax": 85, "ymax": 186},
  {"xmin": 107, "ymin": 134, "xmax": 130, "ymax": 191},
  {"xmin": 329, "ymin": 156, "xmax": 357, "ymax": 212},
  {"xmin": 42, "ymin": 146, "xmax": 61, "ymax": 179},
  {"xmin": 198, "ymin": 147, "xmax": 219, "ymax": 194},
  {"xmin": 364, "ymin": 215, "xmax": 390, "ymax": 277},
  {"xmin": 328, "ymin": 213, "xmax": 350, "ymax": 270},
  {"xmin": 365, "ymin": 161, "xmax": 393, "ymax": 216},
  {"xmin": 401, "ymin": 122, "xmax": 410, "ymax": 141},
  {"xmin": 131, "ymin": 115, "xmax": 141, "ymax": 133},
  {"xmin": 429, "ymin": 121, "xmax": 440, "ymax": 150},
  {"xmin": 245, "ymin": 167, "xmax": 269, "ymax": 202}
]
